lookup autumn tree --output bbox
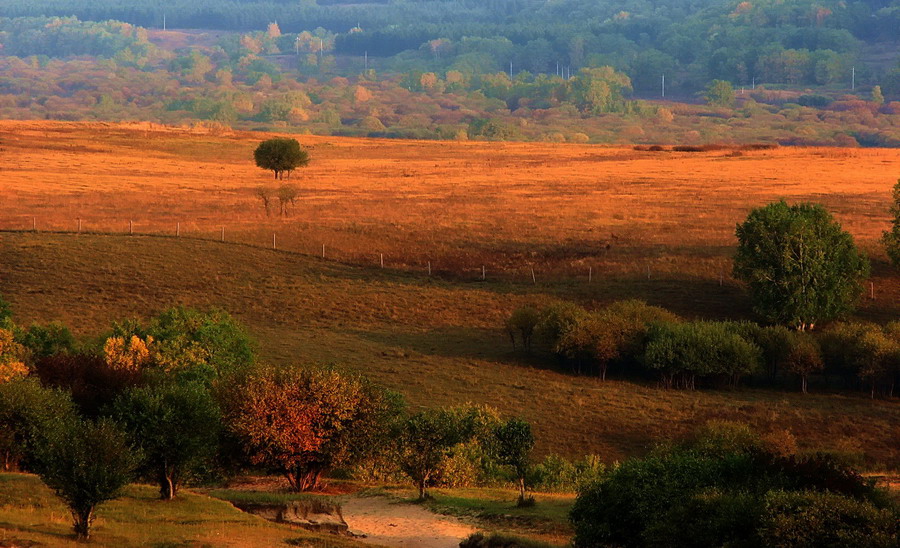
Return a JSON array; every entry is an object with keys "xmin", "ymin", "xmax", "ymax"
[
  {"xmin": 253, "ymin": 138, "xmax": 309, "ymax": 180},
  {"xmin": 734, "ymin": 201, "xmax": 869, "ymax": 330},
  {"xmin": 492, "ymin": 418, "xmax": 534, "ymax": 505},
  {"xmin": 0, "ymin": 327, "xmax": 28, "ymax": 383},
  {"xmin": 228, "ymin": 366, "xmax": 398, "ymax": 492},
  {"xmin": 111, "ymin": 381, "xmax": 221, "ymax": 499},
  {"xmin": 34, "ymin": 418, "xmax": 138, "ymax": 540}
]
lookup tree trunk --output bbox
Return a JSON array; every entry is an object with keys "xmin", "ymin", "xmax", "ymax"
[
  {"xmin": 517, "ymin": 477, "xmax": 526, "ymax": 505},
  {"xmin": 417, "ymin": 477, "xmax": 427, "ymax": 501},
  {"xmin": 801, "ymin": 375, "xmax": 807, "ymax": 394},
  {"xmin": 72, "ymin": 507, "xmax": 94, "ymax": 540},
  {"xmin": 599, "ymin": 363, "xmax": 607, "ymax": 381}
]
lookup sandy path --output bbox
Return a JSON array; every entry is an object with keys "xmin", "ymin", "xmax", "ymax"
[{"xmin": 341, "ymin": 496, "xmax": 476, "ymax": 548}]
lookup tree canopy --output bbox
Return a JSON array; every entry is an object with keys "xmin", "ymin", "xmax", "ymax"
[
  {"xmin": 253, "ymin": 138, "xmax": 309, "ymax": 180},
  {"xmin": 733, "ymin": 201, "xmax": 869, "ymax": 330}
]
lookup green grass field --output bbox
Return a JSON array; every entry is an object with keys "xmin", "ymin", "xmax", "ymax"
[
  {"xmin": 2, "ymin": 232, "xmax": 898, "ymax": 470},
  {"xmin": 0, "ymin": 473, "xmax": 368, "ymax": 547}
]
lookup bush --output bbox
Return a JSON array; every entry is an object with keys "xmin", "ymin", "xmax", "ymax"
[
  {"xmin": 460, "ymin": 532, "xmax": 553, "ymax": 548},
  {"xmin": 529, "ymin": 454, "xmax": 605, "ymax": 492}
]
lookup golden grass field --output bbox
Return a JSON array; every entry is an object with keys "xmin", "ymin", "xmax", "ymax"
[{"xmin": 1, "ymin": 121, "xmax": 899, "ymax": 468}]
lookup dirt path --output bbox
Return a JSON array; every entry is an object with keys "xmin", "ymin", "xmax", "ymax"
[{"xmin": 341, "ymin": 496, "xmax": 475, "ymax": 548}]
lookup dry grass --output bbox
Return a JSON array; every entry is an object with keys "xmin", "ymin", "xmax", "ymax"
[
  {"xmin": 0, "ymin": 121, "xmax": 898, "ymax": 467},
  {"xmin": 1, "ymin": 232, "xmax": 898, "ymax": 469},
  {"xmin": 0, "ymin": 121, "xmax": 897, "ymax": 316}
]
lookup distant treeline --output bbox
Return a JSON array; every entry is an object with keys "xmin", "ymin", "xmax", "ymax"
[{"xmin": 2, "ymin": 0, "xmax": 899, "ymax": 90}]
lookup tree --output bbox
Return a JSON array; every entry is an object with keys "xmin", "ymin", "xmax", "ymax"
[
  {"xmin": 705, "ymin": 79, "xmax": 735, "ymax": 107},
  {"xmin": 277, "ymin": 184, "xmax": 299, "ymax": 216},
  {"xmin": 504, "ymin": 305, "xmax": 540, "ymax": 352},
  {"xmin": 783, "ymin": 332, "xmax": 823, "ymax": 393},
  {"xmin": 34, "ymin": 418, "xmax": 138, "ymax": 540},
  {"xmin": 228, "ymin": 367, "xmax": 397, "ymax": 492},
  {"xmin": 255, "ymin": 186, "xmax": 274, "ymax": 216},
  {"xmin": 882, "ymin": 180, "xmax": 900, "ymax": 267},
  {"xmin": 733, "ymin": 201, "xmax": 869, "ymax": 330},
  {"xmin": 872, "ymin": 85, "xmax": 885, "ymax": 106},
  {"xmin": 395, "ymin": 407, "xmax": 476, "ymax": 500},
  {"xmin": 0, "ymin": 328, "xmax": 28, "ymax": 383},
  {"xmin": 253, "ymin": 138, "xmax": 309, "ymax": 180},
  {"xmin": 111, "ymin": 381, "xmax": 221, "ymax": 499},
  {"xmin": 0, "ymin": 378, "xmax": 75, "ymax": 471},
  {"xmin": 492, "ymin": 418, "xmax": 534, "ymax": 505}
]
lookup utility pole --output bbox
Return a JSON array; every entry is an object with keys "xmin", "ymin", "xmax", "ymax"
[
  {"xmin": 851, "ymin": 66, "xmax": 855, "ymax": 90},
  {"xmin": 752, "ymin": 77, "xmax": 755, "ymax": 90},
  {"xmin": 509, "ymin": 61, "xmax": 513, "ymax": 80},
  {"xmin": 162, "ymin": 13, "xmax": 166, "ymax": 31},
  {"xmin": 661, "ymin": 74, "xmax": 665, "ymax": 98},
  {"xmin": 364, "ymin": 50, "xmax": 368, "ymax": 71},
  {"xmin": 295, "ymin": 36, "xmax": 300, "ymax": 55}
]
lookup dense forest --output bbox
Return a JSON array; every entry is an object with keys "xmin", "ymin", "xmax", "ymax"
[
  {"xmin": 2, "ymin": 0, "xmax": 898, "ymax": 91},
  {"xmin": 0, "ymin": 1, "xmax": 898, "ymax": 144}
]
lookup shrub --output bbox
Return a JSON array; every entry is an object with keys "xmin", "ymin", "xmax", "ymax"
[
  {"xmin": 529, "ymin": 454, "xmax": 606, "ymax": 492},
  {"xmin": 460, "ymin": 532, "xmax": 553, "ymax": 548}
]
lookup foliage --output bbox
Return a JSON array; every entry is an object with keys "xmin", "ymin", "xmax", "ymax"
[
  {"xmin": 492, "ymin": 418, "xmax": 534, "ymax": 504},
  {"xmin": 460, "ymin": 532, "xmax": 554, "ymax": 548},
  {"xmin": 783, "ymin": 331, "xmax": 823, "ymax": 393},
  {"xmin": 395, "ymin": 406, "xmax": 480, "ymax": 500},
  {"xmin": 109, "ymin": 307, "xmax": 255, "ymax": 382},
  {"xmin": 227, "ymin": 366, "xmax": 399, "ymax": 492},
  {"xmin": 504, "ymin": 305, "xmax": 540, "ymax": 352},
  {"xmin": 883, "ymin": 180, "xmax": 900, "ymax": 267},
  {"xmin": 33, "ymin": 417, "xmax": 138, "ymax": 539},
  {"xmin": 19, "ymin": 322, "xmax": 77, "ymax": 360},
  {"xmin": 33, "ymin": 352, "xmax": 144, "ymax": 417},
  {"xmin": 0, "ymin": 378, "xmax": 75, "ymax": 472},
  {"xmin": 733, "ymin": 201, "xmax": 869, "ymax": 330},
  {"xmin": 570, "ymin": 422, "xmax": 897, "ymax": 548},
  {"xmin": 0, "ymin": 328, "xmax": 28, "ymax": 383},
  {"xmin": 253, "ymin": 138, "xmax": 310, "ymax": 180},
  {"xmin": 110, "ymin": 381, "xmax": 221, "ymax": 499},
  {"xmin": 528, "ymin": 454, "xmax": 606, "ymax": 493},
  {"xmin": 535, "ymin": 301, "xmax": 589, "ymax": 352},
  {"xmin": 644, "ymin": 321, "xmax": 762, "ymax": 388},
  {"xmin": 705, "ymin": 79, "xmax": 735, "ymax": 107}
]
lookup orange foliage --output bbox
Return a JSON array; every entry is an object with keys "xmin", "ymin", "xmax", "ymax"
[{"xmin": 104, "ymin": 335, "xmax": 153, "ymax": 371}]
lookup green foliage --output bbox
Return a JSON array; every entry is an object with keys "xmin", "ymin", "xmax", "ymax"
[
  {"xmin": 759, "ymin": 490, "xmax": 899, "ymax": 547},
  {"xmin": 395, "ymin": 406, "xmax": 481, "ymax": 500},
  {"xmin": 528, "ymin": 454, "xmax": 606, "ymax": 493},
  {"xmin": 33, "ymin": 417, "xmax": 138, "ymax": 539},
  {"xmin": 783, "ymin": 331, "xmax": 823, "ymax": 393},
  {"xmin": 644, "ymin": 321, "xmax": 762, "ymax": 388},
  {"xmin": 492, "ymin": 418, "xmax": 534, "ymax": 503},
  {"xmin": 571, "ymin": 67, "xmax": 632, "ymax": 114},
  {"xmin": 883, "ymin": 180, "xmax": 900, "ymax": 267},
  {"xmin": 0, "ymin": 294, "xmax": 11, "ymax": 327},
  {"xmin": 535, "ymin": 301, "xmax": 589, "ymax": 352},
  {"xmin": 705, "ymin": 79, "xmax": 735, "ymax": 107},
  {"xmin": 820, "ymin": 322, "xmax": 899, "ymax": 398},
  {"xmin": 460, "ymin": 532, "xmax": 553, "ymax": 548},
  {"xmin": 110, "ymin": 381, "xmax": 221, "ymax": 499},
  {"xmin": 0, "ymin": 378, "xmax": 75, "ymax": 472},
  {"xmin": 253, "ymin": 138, "xmax": 310, "ymax": 180},
  {"xmin": 734, "ymin": 201, "xmax": 869, "ymax": 330},
  {"xmin": 19, "ymin": 322, "xmax": 77, "ymax": 360},
  {"xmin": 111, "ymin": 307, "xmax": 256, "ymax": 382},
  {"xmin": 570, "ymin": 423, "xmax": 897, "ymax": 548}
]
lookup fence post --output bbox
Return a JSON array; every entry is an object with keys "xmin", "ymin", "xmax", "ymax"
[
  {"xmin": 322, "ymin": 244, "xmax": 325, "ymax": 258},
  {"xmin": 129, "ymin": 220, "xmax": 133, "ymax": 235},
  {"xmin": 589, "ymin": 266, "xmax": 592, "ymax": 282},
  {"xmin": 77, "ymin": 218, "xmax": 81, "ymax": 233},
  {"xmin": 531, "ymin": 268, "xmax": 536, "ymax": 284},
  {"xmin": 273, "ymin": 233, "xmax": 276, "ymax": 250},
  {"xmin": 380, "ymin": 253, "xmax": 384, "ymax": 268},
  {"xmin": 427, "ymin": 261, "xmax": 431, "ymax": 276},
  {"xmin": 482, "ymin": 266, "xmax": 486, "ymax": 281},
  {"xmin": 32, "ymin": 217, "xmax": 36, "ymax": 232},
  {"xmin": 176, "ymin": 222, "xmax": 180, "ymax": 237},
  {"xmin": 221, "ymin": 227, "xmax": 225, "ymax": 242}
]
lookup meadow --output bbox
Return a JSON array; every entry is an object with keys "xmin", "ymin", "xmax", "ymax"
[{"xmin": 1, "ymin": 121, "xmax": 899, "ymax": 469}]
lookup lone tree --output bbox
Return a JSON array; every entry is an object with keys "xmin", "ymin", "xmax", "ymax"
[
  {"xmin": 734, "ymin": 201, "xmax": 869, "ymax": 331},
  {"xmin": 253, "ymin": 138, "xmax": 309, "ymax": 180},
  {"xmin": 882, "ymin": 180, "xmax": 900, "ymax": 267},
  {"xmin": 705, "ymin": 79, "xmax": 735, "ymax": 107},
  {"xmin": 34, "ymin": 418, "xmax": 137, "ymax": 540}
]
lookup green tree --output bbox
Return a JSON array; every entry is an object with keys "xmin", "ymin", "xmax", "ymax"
[
  {"xmin": 395, "ymin": 407, "xmax": 476, "ymax": 500},
  {"xmin": 872, "ymin": 85, "xmax": 885, "ymax": 106},
  {"xmin": 0, "ymin": 378, "xmax": 75, "ymax": 471},
  {"xmin": 705, "ymin": 79, "xmax": 735, "ymax": 107},
  {"xmin": 111, "ymin": 381, "xmax": 221, "ymax": 499},
  {"xmin": 253, "ymin": 138, "xmax": 310, "ymax": 180},
  {"xmin": 571, "ymin": 67, "xmax": 632, "ymax": 114},
  {"xmin": 733, "ymin": 201, "xmax": 869, "ymax": 330},
  {"xmin": 492, "ymin": 418, "xmax": 534, "ymax": 505},
  {"xmin": 34, "ymin": 418, "xmax": 138, "ymax": 540},
  {"xmin": 882, "ymin": 180, "xmax": 900, "ymax": 267},
  {"xmin": 504, "ymin": 305, "xmax": 540, "ymax": 352}
]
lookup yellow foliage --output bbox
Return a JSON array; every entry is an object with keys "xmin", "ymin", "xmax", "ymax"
[
  {"xmin": 104, "ymin": 335, "xmax": 154, "ymax": 371},
  {"xmin": 0, "ymin": 361, "xmax": 28, "ymax": 383},
  {"xmin": 0, "ymin": 328, "xmax": 27, "ymax": 383}
]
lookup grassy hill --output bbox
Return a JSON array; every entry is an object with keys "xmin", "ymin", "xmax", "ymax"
[{"xmin": 2, "ymin": 231, "xmax": 898, "ymax": 468}]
